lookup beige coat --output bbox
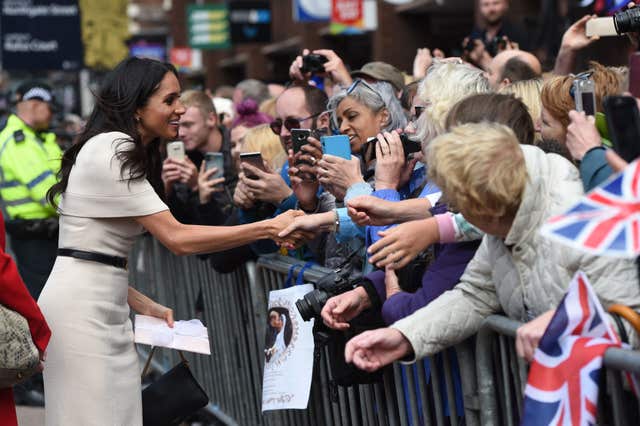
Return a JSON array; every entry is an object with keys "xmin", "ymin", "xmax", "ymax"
[{"xmin": 393, "ymin": 145, "xmax": 640, "ymax": 360}]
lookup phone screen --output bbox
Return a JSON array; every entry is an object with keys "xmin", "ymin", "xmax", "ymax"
[
  {"xmin": 605, "ymin": 96, "xmax": 640, "ymax": 163},
  {"xmin": 581, "ymin": 92, "xmax": 596, "ymax": 116},
  {"xmin": 204, "ymin": 153, "xmax": 224, "ymax": 180}
]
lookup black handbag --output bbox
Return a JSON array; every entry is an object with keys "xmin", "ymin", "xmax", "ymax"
[{"xmin": 141, "ymin": 347, "xmax": 209, "ymax": 426}]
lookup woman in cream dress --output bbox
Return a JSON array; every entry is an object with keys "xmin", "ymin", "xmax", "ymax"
[{"xmin": 38, "ymin": 57, "xmax": 305, "ymax": 426}]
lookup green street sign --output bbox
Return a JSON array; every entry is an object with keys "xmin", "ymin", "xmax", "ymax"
[{"xmin": 187, "ymin": 4, "xmax": 230, "ymax": 50}]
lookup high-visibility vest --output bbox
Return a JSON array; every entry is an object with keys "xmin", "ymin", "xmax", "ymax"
[{"xmin": 0, "ymin": 114, "xmax": 61, "ymax": 220}]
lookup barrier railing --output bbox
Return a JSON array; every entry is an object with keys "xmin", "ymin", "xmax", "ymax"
[
  {"xmin": 476, "ymin": 315, "xmax": 640, "ymax": 426},
  {"xmin": 130, "ymin": 235, "xmax": 474, "ymax": 425},
  {"xmin": 130, "ymin": 236, "xmax": 640, "ymax": 425}
]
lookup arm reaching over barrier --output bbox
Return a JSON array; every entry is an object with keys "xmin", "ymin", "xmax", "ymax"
[{"xmin": 345, "ymin": 328, "xmax": 413, "ymax": 372}]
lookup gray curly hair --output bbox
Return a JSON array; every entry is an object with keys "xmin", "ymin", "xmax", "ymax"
[{"xmin": 327, "ymin": 80, "xmax": 407, "ymax": 133}]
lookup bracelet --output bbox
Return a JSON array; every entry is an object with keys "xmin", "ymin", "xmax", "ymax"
[{"xmin": 330, "ymin": 209, "xmax": 340, "ymax": 232}]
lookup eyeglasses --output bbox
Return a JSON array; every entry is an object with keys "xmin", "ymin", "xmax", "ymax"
[
  {"xmin": 270, "ymin": 111, "xmax": 323, "ymax": 135},
  {"xmin": 346, "ymin": 79, "xmax": 384, "ymax": 100}
]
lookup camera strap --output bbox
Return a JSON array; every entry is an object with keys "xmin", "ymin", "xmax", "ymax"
[{"xmin": 284, "ymin": 261, "xmax": 315, "ymax": 287}]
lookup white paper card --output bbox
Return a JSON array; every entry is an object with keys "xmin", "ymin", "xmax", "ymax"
[
  {"xmin": 134, "ymin": 315, "xmax": 211, "ymax": 355},
  {"xmin": 262, "ymin": 284, "xmax": 315, "ymax": 411}
]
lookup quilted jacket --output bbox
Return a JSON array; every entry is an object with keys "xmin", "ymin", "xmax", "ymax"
[{"xmin": 392, "ymin": 145, "xmax": 640, "ymax": 360}]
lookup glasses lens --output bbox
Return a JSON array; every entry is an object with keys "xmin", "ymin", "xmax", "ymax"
[
  {"xmin": 270, "ymin": 119, "xmax": 282, "ymax": 135},
  {"xmin": 284, "ymin": 118, "xmax": 301, "ymax": 131}
]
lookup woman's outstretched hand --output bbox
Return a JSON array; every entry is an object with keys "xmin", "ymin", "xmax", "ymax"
[{"xmin": 345, "ymin": 328, "xmax": 413, "ymax": 372}]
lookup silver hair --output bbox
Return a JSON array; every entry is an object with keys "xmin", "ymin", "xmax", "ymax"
[
  {"xmin": 415, "ymin": 60, "xmax": 491, "ymax": 146},
  {"xmin": 327, "ymin": 80, "xmax": 407, "ymax": 132},
  {"xmin": 236, "ymin": 79, "xmax": 270, "ymax": 104}
]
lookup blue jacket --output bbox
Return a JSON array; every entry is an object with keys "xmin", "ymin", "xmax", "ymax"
[{"xmin": 580, "ymin": 147, "xmax": 613, "ymax": 192}]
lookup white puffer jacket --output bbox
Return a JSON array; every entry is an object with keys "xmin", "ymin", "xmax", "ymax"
[{"xmin": 393, "ymin": 145, "xmax": 640, "ymax": 360}]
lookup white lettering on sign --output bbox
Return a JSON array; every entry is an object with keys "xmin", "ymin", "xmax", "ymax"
[
  {"xmin": 4, "ymin": 33, "xmax": 59, "ymax": 52},
  {"xmin": 2, "ymin": 3, "xmax": 78, "ymax": 18}
]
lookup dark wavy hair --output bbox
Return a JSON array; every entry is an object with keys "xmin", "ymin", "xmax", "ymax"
[{"xmin": 47, "ymin": 57, "xmax": 178, "ymax": 207}]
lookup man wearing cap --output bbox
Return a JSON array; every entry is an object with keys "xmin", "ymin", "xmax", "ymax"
[{"xmin": 0, "ymin": 81, "xmax": 60, "ymax": 301}]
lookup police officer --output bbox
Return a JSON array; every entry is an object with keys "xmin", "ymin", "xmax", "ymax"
[{"xmin": 0, "ymin": 81, "xmax": 61, "ymax": 301}]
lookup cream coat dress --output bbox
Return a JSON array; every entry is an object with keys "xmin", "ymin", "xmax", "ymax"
[{"xmin": 38, "ymin": 132, "xmax": 168, "ymax": 426}]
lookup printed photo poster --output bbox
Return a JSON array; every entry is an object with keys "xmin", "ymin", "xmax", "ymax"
[{"xmin": 262, "ymin": 284, "xmax": 315, "ymax": 411}]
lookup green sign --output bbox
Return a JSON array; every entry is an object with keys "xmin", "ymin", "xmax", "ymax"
[{"xmin": 187, "ymin": 4, "xmax": 230, "ymax": 50}]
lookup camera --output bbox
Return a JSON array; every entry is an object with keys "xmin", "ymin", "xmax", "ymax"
[
  {"xmin": 296, "ymin": 268, "xmax": 361, "ymax": 321},
  {"xmin": 300, "ymin": 54, "xmax": 329, "ymax": 75},
  {"xmin": 463, "ymin": 36, "xmax": 506, "ymax": 57},
  {"xmin": 586, "ymin": 7, "xmax": 640, "ymax": 37},
  {"xmin": 365, "ymin": 133, "xmax": 422, "ymax": 161}
]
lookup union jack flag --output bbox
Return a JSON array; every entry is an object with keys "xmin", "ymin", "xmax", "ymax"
[
  {"xmin": 521, "ymin": 271, "xmax": 621, "ymax": 426},
  {"xmin": 540, "ymin": 160, "xmax": 640, "ymax": 258}
]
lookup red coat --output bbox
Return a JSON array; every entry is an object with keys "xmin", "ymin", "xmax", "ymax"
[{"xmin": 0, "ymin": 214, "xmax": 51, "ymax": 426}]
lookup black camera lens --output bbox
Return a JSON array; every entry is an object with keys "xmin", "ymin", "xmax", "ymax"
[
  {"xmin": 614, "ymin": 7, "xmax": 640, "ymax": 34},
  {"xmin": 295, "ymin": 289, "xmax": 329, "ymax": 322}
]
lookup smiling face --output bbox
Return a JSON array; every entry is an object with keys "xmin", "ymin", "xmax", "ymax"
[
  {"xmin": 269, "ymin": 311, "xmax": 283, "ymax": 331},
  {"xmin": 336, "ymin": 96, "xmax": 389, "ymax": 153},
  {"xmin": 136, "ymin": 72, "xmax": 185, "ymax": 144}
]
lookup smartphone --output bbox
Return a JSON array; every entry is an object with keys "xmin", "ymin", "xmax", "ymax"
[
  {"xmin": 240, "ymin": 152, "xmax": 267, "ymax": 179},
  {"xmin": 573, "ymin": 78, "xmax": 597, "ymax": 116},
  {"xmin": 291, "ymin": 128, "xmax": 310, "ymax": 154},
  {"xmin": 321, "ymin": 135, "xmax": 351, "ymax": 160},
  {"xmin": 629, "ymin": 52, "xmax": 640, "ymax": 99},
  {"xmin": 604, "ymin": 95, "xmax": 640, "ymax": 163},
  {"xmin": 167, "ymin": 141, "xmax": 185, "ymax": 161},
  {"xmin": 204, "ymin": 152, "xmax": 224, "ymax": 180}
]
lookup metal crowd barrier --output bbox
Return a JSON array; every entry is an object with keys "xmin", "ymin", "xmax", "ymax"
[
  {"xmin": 130, "ymin": 235, "xmax": 475, "ymax": 426},
  {"xmin": 476, "ymin": 315, "xmax": 640, "ymax": 426},
  {"xmin": 130, "ymin": 236, "xmax": 640, "ymax": 425}
]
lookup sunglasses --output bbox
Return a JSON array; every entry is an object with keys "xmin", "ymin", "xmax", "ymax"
[{"xmin": 270, "ymin": 111, "xmax": 322, "ymax": 135}]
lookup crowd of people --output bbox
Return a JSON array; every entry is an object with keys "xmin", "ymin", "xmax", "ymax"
[{"xmin": 3, "ymin": 0, "xmax": 640, "ymax": 424}]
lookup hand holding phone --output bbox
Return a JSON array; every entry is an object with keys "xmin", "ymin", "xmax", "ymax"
[
  {"xmin": 291, "ymin": 129, "xmax": 311, "ymax": 154},
  {"xmin": 240, "ymin": 152, "xmax": 268, "ymax": 179},
  {"xmin": 204, "ymin": 152, "xmax": 224, "ymax": 180}
]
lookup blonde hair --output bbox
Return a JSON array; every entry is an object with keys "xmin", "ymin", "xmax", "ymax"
[
  {"xmin": 259, "ymin": 97, "xmax": 277, "ymax": 117},
  {"xmin": 415, "ymin": 60, "xmax": 491, "ymax": 145},
  {"xmin": 241, "ymin": 124, "xmax": 287, "ymax": 171},
  {"xmin": 427, "ymin": 122, "xmax": 527, "ymax": 219},
  {"xmin": 499, "ymin": 79, "xmax": 542, "ymax": 142},
  {"xmin": 180, "ymin": 90, "xmax": 215, "ymax": 118}
]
